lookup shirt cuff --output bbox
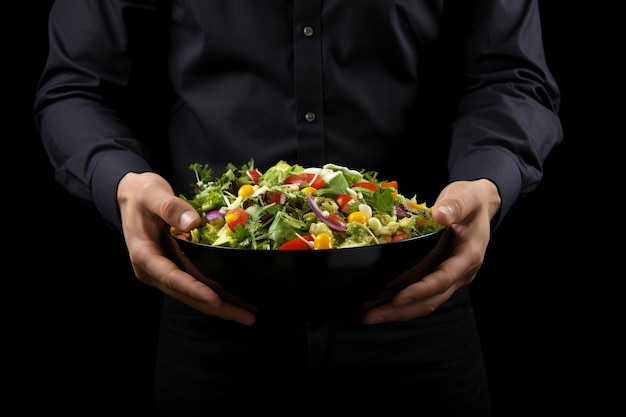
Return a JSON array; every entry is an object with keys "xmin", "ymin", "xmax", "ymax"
[
  {"xmin": 448, "ymin": 148, "xmax": 523, "ymax": 229},
  {"xmin": 91, "ymin": 151, "xmax": 153, "ymax": 233}
]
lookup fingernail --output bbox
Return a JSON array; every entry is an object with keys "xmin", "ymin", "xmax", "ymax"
[
  {"xmin": 437, "ymin": 205, "xmax": 454, "ymax": 222},
  {"xmin": 179, "ymin": 211, "xmax": 197, "ymax": 229}
]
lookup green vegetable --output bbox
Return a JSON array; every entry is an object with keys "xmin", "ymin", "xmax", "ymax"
[
  {"xmin": 339, "ymin": 222, "xmax": 378, "ymax": 248},
  {"xmin": 257, "ymin": 160, "xmax": 302, "ymax": 188},
  {"xmin": 172, "ymin": 159, "xmax": 444, "ymax": 250}
]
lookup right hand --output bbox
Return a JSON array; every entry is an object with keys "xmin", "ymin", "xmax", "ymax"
[{"xmin": 116, "ymin": 172, "xmax": 257, "ymax": 326}]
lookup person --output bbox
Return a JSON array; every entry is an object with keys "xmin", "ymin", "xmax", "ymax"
[{"xmin": 34, "ymin": 1, "xmax": 562, "ymax": 415}]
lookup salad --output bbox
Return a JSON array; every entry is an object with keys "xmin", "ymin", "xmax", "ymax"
[{"xmin": 170, "ymin": 159, "xmax": 444, "ymax": 250}]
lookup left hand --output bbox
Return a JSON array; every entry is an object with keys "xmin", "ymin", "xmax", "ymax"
[{"xmin": 361, "ymin": 179, "xmax": 501, "ymax": 324}]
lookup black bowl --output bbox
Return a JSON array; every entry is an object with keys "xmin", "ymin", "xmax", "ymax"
[{"xmin": 164, "ymin": 227, "xmax": 450, "ymax": 321}]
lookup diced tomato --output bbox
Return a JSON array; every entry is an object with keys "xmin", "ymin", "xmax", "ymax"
[
  {"xmin": 174, "ymin": 232, "xmax": 192, "ymax": 241},
  {"xmin": 351, "ymin": 181, "xmax": 378, "ymax": 192},
  {"xmin": 284, "ymin": 173, "xmax": 325, "ymax": 190},
  {"xmin": 391, "ymin": 231, "xmax": 409, "ymax": 242},
  {"xmin": 224, "ymin": 207, "xmax": 249, "ymax": 232},
  {"xmin": 267, "ymin": 191, "xmax": 287, "ymax": 205},
  {"xmin": 170, "ymin": 226, "xmax": 192, "ymax": 241},
  {"xmin": 247, "ymin": 169, "xmax": 262, "ymax": 185},
  {"xmin": 334, "ymin": 193, "xmax": 357, "ymax": 214},
  {"xmin": 279, "ymin": 235, "xmax": 314, "ymax": 250},
  {"xmin": 325, "ymin": 212, "xmax": 348, "ymax": 229}
]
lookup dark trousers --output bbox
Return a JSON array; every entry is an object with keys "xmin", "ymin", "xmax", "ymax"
[{"xmin": 154, "ymin": 286, "xmax": 490, "ymax": 416}]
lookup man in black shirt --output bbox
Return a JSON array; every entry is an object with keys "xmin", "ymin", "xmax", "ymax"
[{"xmin": 35, "ymin": 1, "xmax": 562, "ymax": 415}]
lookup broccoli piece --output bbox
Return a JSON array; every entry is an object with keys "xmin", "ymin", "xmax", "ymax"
[
  {"xmin": 397, "ymin": 212, "xmax": 443, "ymax": 237},
  {"xmin": 338, "ymin": 222, "xmax": 378, "ymax": 248},
  {"xmin": 196, "ymin": 217, "xmax": 225, "ymax": 244},
  {"xmin": 316, "ymin": 197, "xmax": 340, "ymax": 213},
  {"xmin": 397, "ymin": 216, "xmax": 415, "ymax": 233},
  {"xmin": 179, "ymin": 186, "xmax": 225, "ymax": 212},
  {"xmin": 309, "ymin": 221, "xmax": 333, "ymax": 237}
]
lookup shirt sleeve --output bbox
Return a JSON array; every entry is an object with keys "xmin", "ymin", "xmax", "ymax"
[
  {"xmin": 442, "ymin": 0, "xmax": 563, "ymax": 224},
  {"xmin": 33, "ymin": 0, "xmax": 163, "ymax": 232}
]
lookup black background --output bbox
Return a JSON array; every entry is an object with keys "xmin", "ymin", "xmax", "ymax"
[{"xmin": 8, "ymin": 1, "xmax": 618, "ymax": 415}]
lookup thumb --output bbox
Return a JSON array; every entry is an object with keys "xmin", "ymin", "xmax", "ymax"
[
  {"xmin": 430, "ymin": 182, "xmax": 470, "ymax": 227},
  {"xmin": 162, "ymin": 194, "xmax": 202, "ymax": 232},
  {"xmin": 432, "ymin": 201, "xmax": 460, "ymax": 227},
  {"xmin": 177, "ymin": 206, "xmax": 201, "ymax": 231},
  {"xmin": 431, "ymin": 179, "xmax": 500, "ymax": 227},
  {"xmin": 119, "ymin": 172, "xmax": 202, "ymax": 232},
  {"xmin": 140, "ymin": 173, "xmax": 201, "ymax": 231}
]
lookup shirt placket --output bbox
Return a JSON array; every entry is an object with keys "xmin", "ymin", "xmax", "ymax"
[{"xmin": 293, "ymin": 0, "xmax": 325, "ymax": 166}]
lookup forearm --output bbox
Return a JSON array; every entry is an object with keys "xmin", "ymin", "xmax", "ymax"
[
  {"xmin": 33, "ymin": 0, "xmax": 161, "ymax": 231},
  {"xmin": 445, "ymin": 0, "xmax": 563, "ymax": 223}
]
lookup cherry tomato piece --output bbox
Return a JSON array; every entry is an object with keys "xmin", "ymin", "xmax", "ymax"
[
  {"xmin": 326, "ymin": 212, "xmax": 348, "ymax": 229},
  {"xmin": 334, "ymin": 193, "xmax": 357, "ymax": 214},
  {"xmin": 224, "ymin": 207, "xmax": 249, "ymax": 232},
  {"xmin": 284, "ymin": 173, "xmax": 325, "ymax": 190},
  {"xmin": 247, "ymin": 169, "xmax": 262, "ymax": 185},
  {"xmin": 391, "ymin": 231, "xmax": 409, "ymax": 242},
  {"xmin": 279, "ymin": 235, "xmax": 314, "ymax": 250},
  {"xmin": 267, "ymin": 191, "xmax": 287, "ymax": 205}
]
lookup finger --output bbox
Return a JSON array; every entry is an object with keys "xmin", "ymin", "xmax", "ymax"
[
  {"xmin": 361, "ymin": 284, "xmax": 459, "ymax": 324},
  {"xmin": 361, "ymin": 259, "xmax": 475, "ymax": 324},
  {"xmin": 361, "ymin": 235, "xmax": 481, "ymax": 324},
  {"xmin": 393, "ymin": 263, "xmax": 457, "ymax": 304},
  {"xmin": 135, "ymin": 245, "xmax": 256, "ymax": 325},
  {"xmin": 163, "ymin": 271, "xmax": 257, "ymax": 326},
  {"xmin": 132, "ymin": 239, "xmax": 220, "ymax": 304}
]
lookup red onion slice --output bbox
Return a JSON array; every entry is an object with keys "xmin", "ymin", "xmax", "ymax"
[
  {"xmin": 306, "ymin": 194, "xmax": 347, "ymax": 232},
  {"xmin": 205, "ymin": 209, "xmax": 225, "ymax": 221}
]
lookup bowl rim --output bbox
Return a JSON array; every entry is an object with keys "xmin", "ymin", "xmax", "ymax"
[{"xmin": 165, "ymin": 226, "xmax": 447, "ymax": 252}]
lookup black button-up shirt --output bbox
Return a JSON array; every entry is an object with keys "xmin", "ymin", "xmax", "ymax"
[{"xmin": 35, "ymin": 0, "xmax": 563, "ymax": 232}]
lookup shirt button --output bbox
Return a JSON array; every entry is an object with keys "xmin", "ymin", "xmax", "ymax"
[
  {"xmin": 303, "ymin": 26, "xmax": 314, "ymax": 37},
  {"xmin": 304, "ymin": 112, "xmax": 316, "ymax": 122}
]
